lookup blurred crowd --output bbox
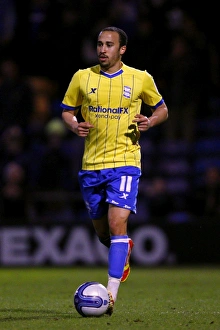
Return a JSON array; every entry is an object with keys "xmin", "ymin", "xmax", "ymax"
[{"xmin": 0, "ymin": 0, "xmax": 220, "ymax": 226}]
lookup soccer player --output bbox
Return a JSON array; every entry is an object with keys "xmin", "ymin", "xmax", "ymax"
[{"xmin": 60, "ymin": 26, "xmax": 168, "ymax": 315}]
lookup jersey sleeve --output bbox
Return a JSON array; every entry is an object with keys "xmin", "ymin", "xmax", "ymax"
[
  {"xmin": 141, "ymin": 71, "xmax": 164, "ymax": 108},
  {"xmin": 60, "ymin": 70, "xmax": 83, "ymax": 111}
]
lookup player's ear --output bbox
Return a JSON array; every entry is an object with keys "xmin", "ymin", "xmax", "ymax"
[{"xmin": 120, "ymin": 45, "xmax": 126, "ymax": 55}]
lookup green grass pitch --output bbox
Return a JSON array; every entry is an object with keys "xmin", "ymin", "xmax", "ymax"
[{"xmin": 0, "ymin": 266, "xmax": 219, "ymax": 329}]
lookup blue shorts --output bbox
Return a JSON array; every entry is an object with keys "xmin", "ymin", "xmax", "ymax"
[{"xmin": 78, "ymin": 166, "xmax": 141, "ymax": 219}]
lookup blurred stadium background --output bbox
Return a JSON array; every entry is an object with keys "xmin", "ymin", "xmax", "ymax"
[{"xmin": 0, "ymin": 0, "xmax": 219, "ymax": 266}]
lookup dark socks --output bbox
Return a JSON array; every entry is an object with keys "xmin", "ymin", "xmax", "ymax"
[{"xmin": 99, "ymin": 236, "xmax": 111, "ymax": 248}]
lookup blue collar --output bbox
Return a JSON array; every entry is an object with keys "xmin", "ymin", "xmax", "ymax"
[{"xmin": 100, "ymin": 68, "xmax": 123, "ymax": 78}]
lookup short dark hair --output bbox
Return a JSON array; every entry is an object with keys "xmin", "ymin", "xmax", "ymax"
[{"xmin": 99, "ymin": 27, "xmax": 128, "ymax": 47}]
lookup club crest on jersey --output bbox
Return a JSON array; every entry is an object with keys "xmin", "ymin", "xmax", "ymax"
[{"xmin": 123, "ymin": 86, "xmax": 131, "ymax": 99}]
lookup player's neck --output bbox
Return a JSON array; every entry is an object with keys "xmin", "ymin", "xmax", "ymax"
[{"xmin": 100, "ymin": 61, "xmax": 123, "ymax": 74}]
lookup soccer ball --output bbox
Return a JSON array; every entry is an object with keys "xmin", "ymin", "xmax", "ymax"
[{"xmin": 73, "ymin": 281, "xmax": 109, "ymax": 317}]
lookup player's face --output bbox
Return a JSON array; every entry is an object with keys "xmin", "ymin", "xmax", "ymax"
[{"xmin": 97, "ymin": 31, "xmax": 126, "ymax": 72}]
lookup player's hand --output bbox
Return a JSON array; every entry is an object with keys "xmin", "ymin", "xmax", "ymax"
[
  {"xmin": 132, "ymin": 114, "xmax": 151, "ymax": 131},
  {"xmin": 75, "ymin": 122, "xmax": 94, "ymax": 137}
]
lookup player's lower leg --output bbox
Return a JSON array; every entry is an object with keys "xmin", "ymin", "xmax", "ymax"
[
  {"xmin": 105, "ymin": 235, "xmax": 130, "ymax": 315},
  {"xmin": 121, "ymin": 238, "xmax": 134, "ymax": 282}
]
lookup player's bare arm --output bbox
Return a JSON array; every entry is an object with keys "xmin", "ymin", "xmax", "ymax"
[
  {"xmin": 62, "ymin": 110, "xmax": 94, "ymax": 137},
  {"xmin": 133, "ymin": 103, "xmax": 168, "ymax": 132}
]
